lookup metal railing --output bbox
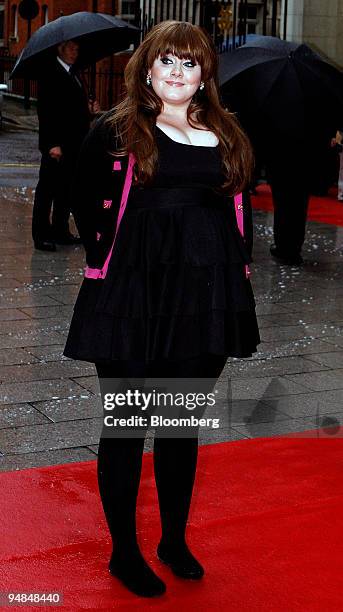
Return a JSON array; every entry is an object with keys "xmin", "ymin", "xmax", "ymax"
[
  {"xmin": 139, "ymin": 0, "xmax": 283, "ymax": 50},
  {"xmin": 82, "ymin": 66, "xmax": 126, "ymax": 109},
  {"xmin": 0, "ymin": 51, "xmax": 38, "ymax": 101}
]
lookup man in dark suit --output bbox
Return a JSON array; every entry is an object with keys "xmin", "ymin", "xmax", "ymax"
[{"xmin": 33, "ymin": 39, "xmax": 99, "ymax": 251}]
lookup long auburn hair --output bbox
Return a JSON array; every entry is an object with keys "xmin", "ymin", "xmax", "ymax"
[{"xmin": 105, "ymin": 20, "xmax": 254, "ymax": 196}]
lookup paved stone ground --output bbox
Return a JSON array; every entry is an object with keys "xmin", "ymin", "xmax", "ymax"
[{"xmin": 1, "ymin": 101, "xmax": 343, "ymax": 471}]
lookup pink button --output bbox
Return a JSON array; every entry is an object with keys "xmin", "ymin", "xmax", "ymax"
[{"xmin": 113, "ymin": 161, "xmax": 121, "ymax": 170}]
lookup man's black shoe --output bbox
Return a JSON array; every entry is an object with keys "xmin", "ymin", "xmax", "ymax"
[
  {"xmin": 34, "ymin": 240, "xmax": 56, "ymax": 252},
  {"xmin": 54, "ymin": 233, "xmax": 82, "ymax": 245},
  {"xmin": 270, "ymin": 244, "xmax": 303, "ymax": 266}
]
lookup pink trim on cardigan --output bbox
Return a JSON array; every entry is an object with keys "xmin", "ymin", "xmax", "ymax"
[
  {"xmin": 234, "ymin": 192, "xmax": 251, "ymax": 279},
  {"xmin": 234, "ymin": 192, "xmax": 244, "ymax": 234},
  {"xmin": 84, "ymin": 153, "xmax": 135, "ymax": 280},
  {"xmin": 83, "ymin": 266, "xmax": 101, "ymax": 279}
]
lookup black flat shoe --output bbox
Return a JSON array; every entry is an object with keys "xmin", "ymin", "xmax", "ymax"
[
  {"xmin": 109, "ymin": 552, "xmax": 166, "ymax": 598},
  {"xmin": 34, "ymin": 240, "xmax": 56, "ymax": 252},
  {"xmin": 270, "ymin": 244, "xmax": 303, "ymax": 266},
  {"xmin": 54, "ymin": 233, "xmax": 82, "ymax": 245},
  {"xmin": 157, "ymin": 541, "xmax": 204, "ymax": 579}
]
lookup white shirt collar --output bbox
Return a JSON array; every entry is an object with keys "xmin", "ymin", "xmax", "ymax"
[{"xmin": 57, "ymin": 56, "xmax": 72, "ymax": 72}]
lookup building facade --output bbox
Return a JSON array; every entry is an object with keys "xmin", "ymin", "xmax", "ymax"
[
  {"xmin": 1, "ymin": 1, "xmax": 343, "ymax": 67},
  {"xmin": 1, "ymin": 1, "xmax": 95, "ymax": 55},
  {"xmin": 1, "ymin": 1, "xmax": 342, "ymax": 107}
]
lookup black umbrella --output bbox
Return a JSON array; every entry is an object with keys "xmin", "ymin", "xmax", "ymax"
[
  {"xmin": 10, "ymin": 11, "xmax": 140, "ymax": 79},
  {"xmin": 218, "ymin": 36, "xmax": 343, "ymax": 148}
]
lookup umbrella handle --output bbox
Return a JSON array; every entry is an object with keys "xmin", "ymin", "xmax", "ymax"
[
  {"xmin": 89, "ymin": 63, "xmax": 96, "ymax": 101},
  {"xmin": 81, "ymin": 66, "xmax": 95, "ymax": 101}
]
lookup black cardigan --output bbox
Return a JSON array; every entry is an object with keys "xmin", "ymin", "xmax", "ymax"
[{"xmin": 71, "ymin": 112, "xmax": 254, "ymax": 270}]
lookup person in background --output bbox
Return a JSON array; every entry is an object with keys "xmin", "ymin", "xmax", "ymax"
[
  {"xmin": 267, "ymin": 138, "xmax": 310, "ymax": 266},
  {"xmin": 32, "ymin": 39, "xmax": 100, "ymax": 251}
]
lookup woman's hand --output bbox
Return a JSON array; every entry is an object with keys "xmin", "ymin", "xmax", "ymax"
[{"xmin": 49, "ymin": 146, "xmax": 63, "ymax": 161}]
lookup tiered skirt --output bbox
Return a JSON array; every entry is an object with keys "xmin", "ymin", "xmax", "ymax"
[{"xmin": 64, "ymin": 187, "xmax": 260, "ymax": 363}]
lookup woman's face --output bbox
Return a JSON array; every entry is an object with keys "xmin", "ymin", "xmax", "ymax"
[{"xmin": 149, "ymin": 53, "xmax": 202, "ymax": 106}]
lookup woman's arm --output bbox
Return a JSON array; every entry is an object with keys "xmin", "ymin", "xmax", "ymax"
[
  {"xmin": 70, "ymin": 113, "xmax": 121, "ymax": 266},
  {"xmin": 71, "ymin": 116, "xmax": 108, "ymax": 248},
  {"xmin": 242, "ymin": 190, "xmax": 254, "ymax": 260}
]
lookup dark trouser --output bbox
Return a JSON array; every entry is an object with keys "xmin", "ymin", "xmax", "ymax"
[
  {"xmin": 32, "ymin": 150, "xmax": 77, "ymax": 242},
  {"xmin": 269, "ymin": 167, "xmax": 309, "ymax": 255},
  {"xmin": 95, "ymin": 353, "xmax": 227, "ymax": 556}
]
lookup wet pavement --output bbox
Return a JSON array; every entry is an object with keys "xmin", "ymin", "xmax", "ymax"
[
  {"xmin": 1, "ymin": 100, "xmax": 343, "ymax": 471},
  {"xmin": 1, "ymin": 97, "xmax": 40, "ymax": 189}
]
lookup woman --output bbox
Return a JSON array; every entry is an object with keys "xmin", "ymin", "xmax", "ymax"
[{"xmin": 64, "ymin": 20, "xmax": 260, "ymax": 598}]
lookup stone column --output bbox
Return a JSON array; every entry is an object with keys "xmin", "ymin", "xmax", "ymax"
[
  {"xmin": 280, "ymin": 0, "xmax": 305, "ymax": 43},
  {"xmin": 303, "ymin": 0, "xmax": 339, "ymax": 62}
]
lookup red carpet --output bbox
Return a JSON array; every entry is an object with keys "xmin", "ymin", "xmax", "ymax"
[
  {"xmin": 2, "ymin": 430, "xmax": 343, "ymax": 610},
  {"xmin": 251, "ymin": 184, "xmax": 343, "ymax": 226}
]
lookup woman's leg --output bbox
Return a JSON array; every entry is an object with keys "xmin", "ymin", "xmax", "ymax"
[
  {"xmin": 96, "ymin": 360, "xmax": 166, "ymax": 597},
  {"xmin": 152, "ymin": 353, "xmax": 227, "ymax": 578}
]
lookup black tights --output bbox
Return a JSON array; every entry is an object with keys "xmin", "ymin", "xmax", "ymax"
[{"xmin": 95, "ymin": 353, "xmax": 227, "ymax": 559}]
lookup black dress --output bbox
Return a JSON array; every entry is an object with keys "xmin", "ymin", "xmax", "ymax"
[{"xmin": 64, "ymin": 126, "xmax": 260, "ymax": 363}]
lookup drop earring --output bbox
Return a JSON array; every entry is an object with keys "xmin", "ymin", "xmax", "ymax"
[
  {"xmin": 199, "ymin": 81, "xmax": 205, "ymax": 91},
  {"xmin": 146, "ymin": 73, "xmax": 152, "ymax": 86}
]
